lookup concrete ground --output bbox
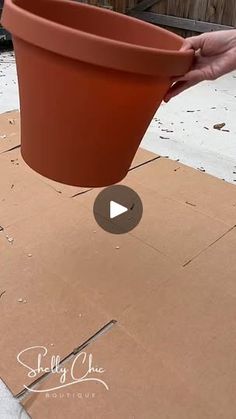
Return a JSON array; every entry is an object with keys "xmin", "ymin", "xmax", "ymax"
[{"xmin": 1, "ymin": 49, "xmax": 236, "ymax": 184}]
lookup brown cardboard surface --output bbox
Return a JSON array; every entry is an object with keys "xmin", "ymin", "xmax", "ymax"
[
  {"xmin": 182, "ymin": 229, "xmax": 236, "ymax": 417},
  {"xmin": 0, "ymin": 110, "xmax": 20, "ymax": 153},
  {"xmin": 4, "ymin": 200, "xmax": 184, "ymax": 316},
  {"xmin": 76, "ymin": 180, "xmax": 231, "ymax": 266},
  {"xmin": 126, "ymin": 157, "xmax": 236, "ymax": 226},
  {"xmin": 22, "ymin": 328, "xmax": 215, "ymax": 419},
  {"xmin": 1, "ymin": 111, "xmax": 236, "ymax": 418},
  {"xmin": 0, "ymin": 148, "xmax": 66, "ymax": 227}
]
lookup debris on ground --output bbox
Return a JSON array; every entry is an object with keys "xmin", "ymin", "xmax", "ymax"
[
  {"xmin": 11, "ymin": 158, "xmax": 19, "ymax": 165},
  {"xmin": 204, "ymin": 127, "xmax": 209, "ymax": 130},
  {"xmin": 222, "ymin": 129, "xmax": 230, "ymax": 132},
  {"xmin": 186, "ymin": 201, "xmax": 197, "ymax": 207},
  {"xmin": 27, "ymin": 253, "xmax": 33, "ymax": 258},
  {"xmin": 6, "ymin": 235, "xmax": 14, "ymax": 244},
  {"xmin": 115, "ymin": 246, "xmax": 120, "ymax": 250},
  {"xmin": 197, "ymin": 167, "xmax": 206, "ymax": 173},
  {"xmin": 0, "ymin": 291, "xmax": 6, "ymax": 299},
  {"xmin": 8, "ymin": 119, "xmax": 16, "ymax": 125},
  {"xmin": 213, "ymin": 123, "xmax": 226, "ymax": 130},
  {"xmin": 160, "ymin": 136, "xmax": 170, "ymax": 140},
  {"xmin": 161, "ymin": 129, "xmax": 173, "ymax": 133},
  {"xmin": 17, "ymin": 298, "xmax": 27, "ymax": 304},
  {"xmin": 0, "ymin": 226, "xmax": 4, "ymax": 232},
  {"xmin": 0, "ymin": 134, "xmax": 7, "ymax": 140}
]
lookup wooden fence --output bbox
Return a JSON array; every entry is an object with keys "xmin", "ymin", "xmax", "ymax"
[
  {"xmin": 1, "ymin": 0, "xmax": 236, "ymax": 42},
  {"xmin": 150, "ymin": 0, "xmax": 236, "ymax": 26},
  {"xmin": 128, "ymin": 0, "xmax": 236, "ymax": 36},
  {"xmin": 81, "ymin": 0, "xmax": 236, "ymax": 36}
]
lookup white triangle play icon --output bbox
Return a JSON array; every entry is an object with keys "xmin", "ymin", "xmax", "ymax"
[{"xmin": 110, "ymin": 200, "xmax": 128, "ymax": 219}]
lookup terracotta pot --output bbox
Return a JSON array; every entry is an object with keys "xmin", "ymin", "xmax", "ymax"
[{"xmin": 2, "ymin": 0, "xmax": 193, "ymax": 187}]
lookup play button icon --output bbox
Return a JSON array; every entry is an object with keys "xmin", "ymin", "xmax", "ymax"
[
  {"xmin": 110, "ymin": 201, "xmax": 128, "ymax": 219},
  {"xmin": 93, "ymin": 185, "xmax": 143, "ymax": 234}
]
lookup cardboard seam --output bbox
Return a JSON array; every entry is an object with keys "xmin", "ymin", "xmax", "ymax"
[
  {"xmin": 168, "ymin": 196, "xmax": 235, "ymax": 227},
  {"xmin": 128, "ymin": 155, "xmax": 161, "ymax": 171},
  {"xmin": 129, "ymin": 230, "xmax": 174, "ymax": 260},
  {"xmin": 130, "ymin": 222, "xmax": 235, "ymax": 269},
  {"xmin": 183, "ymin": 225, "xmax": 236, "ymax": 267},
  {"xmin": 1, "ymin": 144, "xmax": 20, "ymax": 154},
  {"xmin": 71, "ymin": 188, "xmax": 94, "ymax": 198},
  {"xmin": 130, "ymin": 170, "xmax": 236, "ymax": 227},
  {"xmin": 70, "ymin": 157, "xmax": 161, "ymax": 199},
  {"xmin": 143, "ymin": 157, "xmax": 236, "ymax": 224}
]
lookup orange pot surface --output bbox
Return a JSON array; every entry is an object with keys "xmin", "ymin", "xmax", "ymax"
[{"xmin": 2, "ymin": 0, "xmax": 193, "ymax": 187}]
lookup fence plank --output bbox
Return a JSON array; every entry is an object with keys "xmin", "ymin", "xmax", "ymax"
[
  {"xmin": 131, "ymin": 0, "xmax": 163, "ymax": 12},
  {"xmin": 149, "ymin": 0, "xmax": 236, "ymax": 26},
  {"xmin": 129, "ymin": 11, "xmax": 234, "ymax": 31}
]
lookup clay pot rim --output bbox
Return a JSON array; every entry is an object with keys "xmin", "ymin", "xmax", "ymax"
[
  {"xmin": 6, "ymin": 0, "xmax": 189, "ymax": 56},
  {"xmin": 2, "ymin": 0, "xmax": 194, "ymax": 76}
]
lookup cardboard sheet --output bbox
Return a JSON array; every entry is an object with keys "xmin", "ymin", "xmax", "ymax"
[
  {"xmin": 0, "ymin": 110, "xmax": 20, "ymax": 154},
  {"xmin": 1, "ymin": 111, "xmax": 236, "ymax": 418}
]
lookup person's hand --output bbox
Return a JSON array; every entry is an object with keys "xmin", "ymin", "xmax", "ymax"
[{"xmin": 164, "ymin": 30, "xmax": 236, "ymax": 102}]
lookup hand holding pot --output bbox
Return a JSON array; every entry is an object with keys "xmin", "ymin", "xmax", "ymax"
[{"xmin": 165, "ymin": 29, "xmax": 236, "ymax": 102}]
